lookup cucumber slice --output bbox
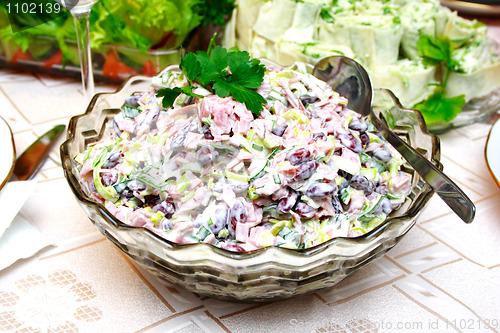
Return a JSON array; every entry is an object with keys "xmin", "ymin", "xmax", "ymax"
[
  {"xmin": 249, "ymin": 158, "xmax": 269, "ymax": 180},
  {"xmin": 386, "ymin": 193, "xmax": 403, "ymax": 200},
  {"xmin": 359, "ymin": 195, "xmax": 385, "ymax": 217},
  {"xmin": 360, "ymin": 152, "xmax": 371, "ymax": 164},
  {"xmin": 248, "ymin": 186, "xmax": 260, "ymax": 200},
  {"xmin": 230, "ymin": 134, "xmax": 252, "ymax": 152},
  {"xmin": 193, "ymin": 225, "xmax": 211, "ymax": 241},
  {"xmin": 270, "ymin": 221, "xmax": 288, "ymax": 236},
  {"xmin": 262, "ymin": 204, "xmax": 278, "ymax": 216},
  {"xmin": 180, "ymin": 189, "xmax": 196, "ymax": 202},
  {"xmin": 180, "ymin": 162, "xmax": 202, "ymax": 174},
  {"xmin": 225, "ymin": 170, "xmax": 250, "ymax": 183},
  {"xmin": 269, "ymin": 89, "xmax": 288, "ymax": 105},
  {"xmin": 263, "ymin": 137, "xmax": 277, "ymax": 149},
  {"xmin": 301, "ymin": 195, "xmax": 320, "ymax": 209},
  {"xmin": 333, "ymin": 156, "xmax": 361, "ymax": 175},
  {"xmin": 272, "ymin": 173, "xmax": 282, "ymax": 184},
  {"xmin": 252, "ymin": 143, "xmax": 265, "ymax": 151},
  {"xmin": 360, "ymin": 168, "xmax": 377, "ymax": 181}
]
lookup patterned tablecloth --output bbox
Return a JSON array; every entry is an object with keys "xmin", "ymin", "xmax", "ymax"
[{"xmin": 1, "ymin": 19, "xmax": 500, "ymax": 333}]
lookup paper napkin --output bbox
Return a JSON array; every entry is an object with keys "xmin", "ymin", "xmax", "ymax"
[{"xmin": 0, "ymin": 180, "xmax": 53, "ymax": 271}]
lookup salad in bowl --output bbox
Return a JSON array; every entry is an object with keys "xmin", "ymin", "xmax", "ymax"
[
  {"xmin": 74, "ymin": 47, "xmax": 412, "ymax": 252},
  {"xmin": 61, "ymin": 47, "xmax": 436, "ymax": 300}
]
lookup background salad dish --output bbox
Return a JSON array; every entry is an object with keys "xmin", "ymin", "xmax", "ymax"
[
  {"xmin": 0, "ymin": 0, "xmax": 235, "ymax": 81},
  {"xmin": 224, "ymin": 0, "xmax": 500, "ymax": 130}
]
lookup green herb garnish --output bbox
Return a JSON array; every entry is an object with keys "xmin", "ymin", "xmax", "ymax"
[
  {"xmin": 413, "ymin": 34, "xmax": 466, "ymax": 124},
  {"xmin": 156, "ymin": 86, "xmax": 203, "ymax": 108},
  {"xmin": 156, "ymin": 45, "xmax": 267, "ymax": 115},
  {"xmin": 413, "ymin": 86, "xmax": 465, "ymax": 124}
]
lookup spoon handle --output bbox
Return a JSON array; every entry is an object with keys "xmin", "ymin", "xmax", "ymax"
[{"xmin": 373, "ymin": 116, "xmax": 475, "ymax": 223}]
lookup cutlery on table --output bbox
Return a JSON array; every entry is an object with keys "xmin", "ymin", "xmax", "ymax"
[{"xmin": 11, "ymin": 125, "xmax": 66, "ymax": 181}]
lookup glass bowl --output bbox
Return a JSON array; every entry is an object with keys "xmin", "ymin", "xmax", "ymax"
[
  {"xmin": 0, "ymin": 35, "xmax": 181, "ymax": 83},
  {"xmin": 60, "ymin": 73, "xmax": 439, "ymax": 302}
]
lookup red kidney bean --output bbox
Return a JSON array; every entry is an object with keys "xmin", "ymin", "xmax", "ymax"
[
  {"xmin": 294, "ymin": 202, "xmax": 316, "ymax": 219},
  {"xmin": 338, "ymin": 132, "xmax": 363, "ymax": 153},
  {"xmin": 373, "ymin": 148, "xmax": 392, "ymax": 163},
  {"xmin": 277, "ymin": 190, "xmax": 298, "ymax": 213},
  {"xmin": 292, "ymin": 160, "xmax": 318, "ymax": 182},
  {"xmin": 211, "ymin": 204, "xmax": 229, "ymax": 234},
  {"xmin": 305, "ymin": 182, "xmax": 338, "ymax": 198},
  {"xmin": 196, "ymin": 145, "xmax": 219, "ymax": 165},
  {"xmin": 287, "ymin": 148, "xmax": 313, "ymax": 165}
]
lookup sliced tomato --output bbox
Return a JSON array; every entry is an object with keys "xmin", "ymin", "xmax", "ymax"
[
  {"xmin": 41, "ymin": 50, "xmax": 63, "ymax": 68},
  {"xmin": 11, "ymin": 48, "xmax": 33, "ymax": 64},
  {"xmin": 102, "ymin": 50, "xmax": 137, "ymax": 79},
  {"xmin": 142, "ymin": 59, "xmax": 156, "ymax": 76}
]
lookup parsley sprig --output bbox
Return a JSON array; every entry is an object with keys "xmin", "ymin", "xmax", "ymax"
[
  {"xmin": 156, "ymin": 45, "xmax": 267, "ymax": 115},
  {"xmin": 413, "ymin": 35, "xmax": 466, "ymax": 124}
]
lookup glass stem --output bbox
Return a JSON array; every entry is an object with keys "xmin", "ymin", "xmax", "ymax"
[{"xmin": 72, "ymin": 10, "xmax": 94, "ymax": 98}]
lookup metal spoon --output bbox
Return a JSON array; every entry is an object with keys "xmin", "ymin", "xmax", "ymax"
[{"xmin": 313, "ymin": 56, "xmax": 475, "ymax": 223}]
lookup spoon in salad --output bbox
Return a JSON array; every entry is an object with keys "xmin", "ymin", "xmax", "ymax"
[{"xmin": 313, "ymin": 56, "xmax": 475, "ymax": 223}]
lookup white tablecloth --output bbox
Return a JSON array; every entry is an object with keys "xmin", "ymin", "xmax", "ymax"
[{"xmin": 0, "ymin": 23, "xmax": 500, "ymax": 333}]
